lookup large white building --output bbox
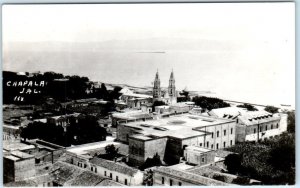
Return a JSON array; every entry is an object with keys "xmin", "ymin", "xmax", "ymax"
[{"xmin": 208, "ymin": 107, "xmax": 282, "ymax": 142}]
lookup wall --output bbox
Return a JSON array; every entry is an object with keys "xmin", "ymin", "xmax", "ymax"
[
  {"xmin": 3, "ymin": 157, "xmax": 15, "ymax": 183},
  {"xmin": 237, "ymin": 118, "xmax": 281, "ymax": 142},
  {"xmin": 184, "ymin": 150, "xmax": 215, "ymax": 166},
  {"xmin": 194, "ymin": 121, "xmax": 236, "ymax": 150},
  {"xmin": 117, "ymin": 124, "xmax": 142, "ymax": 143},
  {"xmin": 144, "ymin": 138, "xmax": 168, "ymax": 163},
  {"xmin": 164, "ymin": 137, "xmax": 183, "ymax": 164},
  {"xmin": 128, "ymin": 138, "xmax": 145, "ymax": 166},
  {"xmin": 14, "ymin": 158, "xmax": 36, "ymax": 182},
  {"xmin": 153, "ymin": 172, "xmax": 195, "ymax": 186}
]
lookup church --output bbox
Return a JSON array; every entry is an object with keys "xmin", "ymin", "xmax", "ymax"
[{"xmin": 153, "ymin": 70, "xmax": 177, "ymax": 105}]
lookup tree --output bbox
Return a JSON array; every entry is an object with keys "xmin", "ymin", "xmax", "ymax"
[
  {"xmin": 264, "ymin": 106, "xmax": 279, "ymax": 114},
  {"xmin": 224, "ymin": 153, "xmax": 242, "ymax": 174},
  {"xmin": 192, "ymin": 96, "xmax": 230, "ymax": 111},
  {"xmin": 178, "ymin": 90, "xmax": 190, "ymax": 102},
  {"xmin": 105, "ymin": 144, "xmax": 119, "ymax": 160},
  {"xmin": 237, "ymin": 103, "xmax": 258, "ymax": 111},
  {"xmin": 152, "ymin": 100, "xmax": 166, "ymax": 111},
  {"xmin": 287, "ymin": 111, "xmax": 295, "ymax": 133},
  {"xmin": 139, "ymin": 153, "xmax": 162, "ymax": 170},
  {"xmin": 268, "ymin": 133, "xmax": 295, "ymax": 172}
]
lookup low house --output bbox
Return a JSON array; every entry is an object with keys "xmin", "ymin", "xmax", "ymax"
[
  {"xmin": 4, "ymin": 151, "xmax": 35, "ymax": 183},
  {"xmin": 89, "ymin": 157, "xmax": 144, "ymax": 186},
  {"xmin": 153, "ymin": 166, "xmax": 230, "ymax": 186},
  {"xmin": 184, "ymin": 146, "xmax": 215, "ymax": 166}
]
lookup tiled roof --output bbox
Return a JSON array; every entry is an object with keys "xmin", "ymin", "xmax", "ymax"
[
  {"xmin": 5, "ymin": 180, "xmax": 37, "ymax": 187},
  {"xmin": 66, "ymin": 171, "xmax": 106, "ymax": 186},
  {"xmin": 50, "ymin": 161, "xmax": 85, "ymax": 185},
  {"xmin": 154, "ymin": 166, "xmax": 230, "ymax": 186},
  {"xmin": 238, "ymin": 111, "xmax": 280, "ymax": 126},
  {"xmin": 96, "ymin": 179, "xmax": 124, "ymax": 186},
  {"xmin": 90, "ymin": 157, "xmax": 139, "ymax": 176}
]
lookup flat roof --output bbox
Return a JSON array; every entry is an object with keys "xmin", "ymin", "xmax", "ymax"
[
  {"xmin": 186, "ymin": 146, "xmax": 211, "ymax": 153},
  {"xmin": 10, "ymin": 150, "xmax": 34, "ymax": 159},
  {"xmin": 124, "ymin": 114, "xmax": 233, "ymax": 139},
  {"xmin": 67, "ymin": 137, "xmax": 128, "ymax": 156},
  {"xmin": 3, "ymin": 141, "xmax": 35, "ymax": 152}
]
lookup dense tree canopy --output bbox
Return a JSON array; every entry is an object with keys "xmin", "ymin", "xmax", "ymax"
[
  {"xmin": 225, "ymin": 133, "xmax": 295, "ymax": 185},
  {"xmin": 152, "ymin": 100, "xmax": 166, "ymax": 111},
  {"xmin": 104, "ymin": 144, "xmax": 119, "ymax": 160},
  {"xmin": 264, "ymin": 106, "xmax": 279, "ymax": 114},
  {"xmin": 139, "ymin": 153, "xmax": 162, "ymax": 170},
  {"xmin": 224, "ymin": 154, "xmax": 242, "ymax": 174},
  {"xmin": 192, "ymin": 96, "xmax": 230, "ymax": 111},
  {"xmin": 287, "ymin": 111, "xmax": 295, "ymax": 133},
  {"xmin": 21, "ymin": 115, "xmax": 107, "ymax": 147},
  {"xmin": 237, "ymin": 103, "xmax": 258, "ymax": 111}
]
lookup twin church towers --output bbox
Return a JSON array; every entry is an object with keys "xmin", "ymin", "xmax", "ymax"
[{"xmin": 153, "ymin": 70, "xmax": 177, "ymax": 105}]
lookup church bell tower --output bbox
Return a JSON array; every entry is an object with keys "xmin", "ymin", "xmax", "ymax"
[
  {"xmin": 168, "ymin": 69, "xmax": 177, "ymax": 104},
  {"xmin": 153, "ymin": 70, "xmax": 161, "ymax": 100}
]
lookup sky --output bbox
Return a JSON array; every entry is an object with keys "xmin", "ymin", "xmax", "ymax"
[{"xmin": 2, "ymin": 3, "xmax": 295, "ymax": 107}]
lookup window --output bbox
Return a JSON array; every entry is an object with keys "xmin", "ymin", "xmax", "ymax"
[
  {"xmin": 110, "ymin": 173, "xmax": 112, "ymax": 178},
  {"xmin": 116, "ymin": 176, "xmax": 119, "ymax": 182},
  {"xmin": 170, "ymin": 179, "xmax": 173, "ymax": 186},
  {"xmin": 217, "ymin": 131, "xmax": 219, "ymax": 137},
  {"xmin": 104, "ymin": 171, "xmax": 107, "ymax": 176},
  {"xmin": 260, "ymin": 126, "xmax": 262, "ymax": 132},
  {"xmin": 231, "ymin": 128, "xmax": 233, "ymax": 134},
  {"xmin": 212, "ymin": 133, "xmax": 214, "ymax": 138},
  {"xmin": 202, "ymin": 157, "xmax": 205, "ymax": 163},
  {"xmin": 276, "ymin": 123, "xmax": 279, "ymax": 128},
  {"xmin": 271, "ymin": 124, "xmax": 273, "ymax": 129},
  {"xmin": 265, "ymin": 126, "xmax": 268, "ymax": 131},
  {"xmin": 200, "ymin": 143, "xmax": 202, "ymax": 147},
  {"xmin": 179, "ymin": 182, "xmax": 182, "ymax": 186},
  {"xmin": 125, "ymin": 179, "xmax": 128, "ymax": 185},
  {"xmin": 224, "ymin": 130, "xmax": 226, "ymax": 136},
  {"xmin": 95, "ymin": 168, "xmax": 97, "ymax": 173},
  {"xmin": 216, "ymin": 143, "xmax": 219, "ymax": 149},
  {"xmin": 162, "ymin": 177, "xmax": 165, "ymax": 184},
  {"xmin": 223, "ymin": 142, "xmax": 226, "ymax": 148},
  {"xmin": 211, "ymin": 144, "xmax": 214, "ymax": 149},
  {"xmin": 254, "ymin": 128, "xmax": 256, "ymax": 134},
  {"xmin": 230, "ymin": 140, "xmax": 233, "ymax": 146},
  {"xmin": 91, "ymin": 167, "xmax": 93, "ymax": 171},
  {"xmin": 206, "ymin": 141, "xmax": 209, "ymax": 148}
]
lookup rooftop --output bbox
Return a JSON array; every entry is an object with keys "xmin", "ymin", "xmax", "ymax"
[
  {"xmin": 112, "ymin": 110, "xmax": 152, "ymax": 120},
  {"xmin": 124, "ymin": 114, "xmax": 233, "ymax": 139},
  {"xmin": 67, "ymin": 139, "xmax": 128, "ymax": 157},
  {"xmin": 50, "ymin": 161, "xmax": 85, "ymax": 185},
  {"xmin": 66, "ymin": 171, "xmax": 106, "ymax": 186},
  {"xmin": 185, "ymin": 146, "xmax": 212, "ymax": 153},
  {"xmin": 3, "ymin": 141, "xmax": 35, "ymax": 152},
  {"xmin": 90, "ymin": 157, "xmax": 139, "ymax": 176},
  {"xmin": 238, "ymin": 111, "xmax": 281, "ymax": 126},
  {"xmin": 10, "ymin": 150, "xmax": 34, "ymax": 159},
  {"xmin": 96, "ymin": 179, "xmax": 124, "ymax": 186},
  {"xmin": 154, "ymin": 166, "xmax": 230, "ymax": 185}
]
